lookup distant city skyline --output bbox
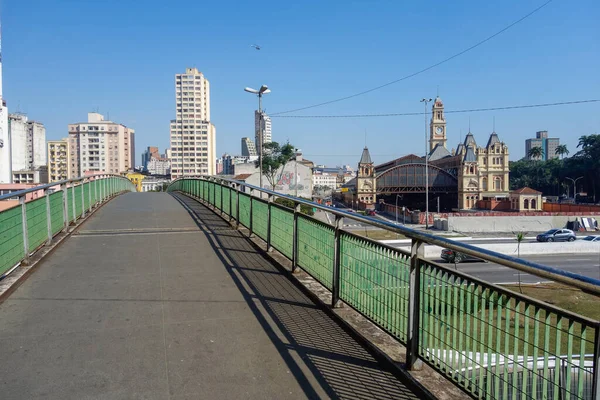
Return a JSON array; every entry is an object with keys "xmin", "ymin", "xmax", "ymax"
[{"xmin": 2, "ymin": 0, "xmax": 598, "ymax": 168}]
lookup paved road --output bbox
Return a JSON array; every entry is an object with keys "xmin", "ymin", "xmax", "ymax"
[
  {"xmin": 0, "ymin": 192, "xmax": 420, "ymax": 400},
  {"xmin": 431, "ymin": 253, "xmax": 600, "ymax": 284}
]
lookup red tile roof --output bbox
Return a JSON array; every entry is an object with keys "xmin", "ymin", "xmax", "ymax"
[{"xmin": 512, "ymin": 187, "xmax": 542, "ymax": 195}]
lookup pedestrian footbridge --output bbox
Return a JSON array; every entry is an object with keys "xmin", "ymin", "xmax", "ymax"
[{"xmin": 0, "ymin": 175, "xmax": 598, "ymax": 399}]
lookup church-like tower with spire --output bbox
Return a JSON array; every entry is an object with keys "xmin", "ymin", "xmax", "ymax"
[
  {"xmin": 355, "ymin": 146, "xmax": 376, "ymax": 209},
  {"xmin": 0, "ymin": 22, "xmax": 10, "ymax": 183}
]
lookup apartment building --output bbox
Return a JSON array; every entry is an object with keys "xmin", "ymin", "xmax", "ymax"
[
  {"xmin": 254, "ymin": 111, "xmax": 271, "ymax": 155},
  {"xmin": 47, "ymin": 139, "xmax": 71, "ymax": 182},
  {"xmin": 241, "ymin": 137, "xmax": 257, "ymax": 157},
  {"xmin": 169, "ymin": 68, "xmax": 216, "ymax": 178},
  {"xmin": 68, "ymin": 113, "xmax": 135, "ymax": 176}
]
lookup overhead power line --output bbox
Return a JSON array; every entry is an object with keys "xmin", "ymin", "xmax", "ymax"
[
  {"xmin": 271, "ymin": 99, "xmax": 600, "ymax": 119},
  {"xmin": 271, "ymin": 0, "xmax": 554, "ymax": 116}
]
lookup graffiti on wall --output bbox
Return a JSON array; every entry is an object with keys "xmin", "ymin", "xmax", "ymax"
[{"xmin": 274, "ymin": 171, "xmax": 305, "ymax": 191}]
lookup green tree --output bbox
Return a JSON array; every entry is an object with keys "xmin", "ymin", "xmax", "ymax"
[
  {"xmin": 513, "ymin": 231, "xmax": 527, "ymax": 294},
  {"xmin": 554, "ymin": 144, "xmax": 569, "ymax": 159},
  {"xmin": 527, "ymin": 146, "xmax": 544, "ymax": 160},
  {"xmin": 256, "ymin": 141, "xmax": 295, "ymax": 190}
]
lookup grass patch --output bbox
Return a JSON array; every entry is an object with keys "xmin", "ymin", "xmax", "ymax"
[
  {"xmin": 500, "ymin": 282, "xmax": 600, "ymax": 321},
  {"xmin": 347, "ymin": 228, "xmax": 407, "ymax": 241}
]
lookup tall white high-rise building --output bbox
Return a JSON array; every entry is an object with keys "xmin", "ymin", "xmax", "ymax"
[
  {"xmin": 254, "ymin": 111, "xmax": 271, "ymax": 155},
  {"xmin": 0, "ymin": 28, "xmax": 10, "ymax": 183},
  {"xmin": 9, "ymin": 114, "xmax": 47, "ymax": 171},
  {"xmin": 169, "ymin": 67, "xmax": 216, "ymax": 178}
]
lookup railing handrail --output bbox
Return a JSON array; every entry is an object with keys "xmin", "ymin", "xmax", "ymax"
[
  {"xmin": 169, "ymin": 176, "xmax": 600, "ymax": 295},
  {"xmin": 0, "ymin": 174, "xmax": 126, "ymax": 201}
]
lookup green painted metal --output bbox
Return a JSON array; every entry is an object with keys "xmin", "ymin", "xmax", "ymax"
[
  {"xmin": 297, "ymin": 215, "xmax": 334, "ymax": 290},
  {"xmin": 238, "ymin": 193, "xmax": 251, "ymax": 228},
  {"xmin": 251, "ymin": 199, "xmax": 268, "ymax": 241},
  {"xmin": 338, "ymin": 232, "xmax": 411, "ymax": 343},
  {"xmin": 222, "ymin": 186, "xmax": 231, "ymax": 216},
  {"xmin": 214, "ymin": 182, "xmax": 222, "ymax": 208},
  {"xmin": 416, "ymin": 261, "xmax": 597, "ymax": 399},
  {"xmin": 26, "ymin": 197, "xmax": 48, "ymax": 252},
  {"xmin": 74, "ymin": 185, "xmax": 83, "ymax": 218},
  {"xmin": 269, "ymin": 205, "xmax": 294, "ymax": 259},
  {"xmin": 50, "ymin": 191, "xmax": 64, "ymax": 235},
  {"xmin": 0, "ymin": 205, "xmax": 24, "ymax": 276},
  {"xmin": 230, "ymin": 189, "xmax": 238, "ymax": 220}
]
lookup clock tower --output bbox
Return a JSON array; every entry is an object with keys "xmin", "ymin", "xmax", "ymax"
[
  {"xmin": 430, "ymin": 96, "xmax": 447, "ymax": 151},
  {"xmin": 356, "ymin": 146, "xmax": 376, "ymax": 209}
]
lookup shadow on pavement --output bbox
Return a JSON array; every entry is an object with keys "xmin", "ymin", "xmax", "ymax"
[{"xmin": 171, "ymin": 192, "xmax": 419, "ymax": 400}]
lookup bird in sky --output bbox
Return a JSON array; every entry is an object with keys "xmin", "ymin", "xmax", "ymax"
[{"xmin": 250, "ymin": 44, "xmax": 261, "ymax": 50}]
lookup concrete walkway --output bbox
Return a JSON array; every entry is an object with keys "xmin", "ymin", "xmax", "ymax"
[{"xmin": 0, "ymin": 192, "xmax": 421, "ymax": 400}]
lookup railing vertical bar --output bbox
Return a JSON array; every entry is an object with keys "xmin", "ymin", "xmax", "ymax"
[
  {"xmin": 477, "ymin": 287, "xmax": 488, "ymax": 398},
  {"xmin": 248, "ymin": 189, "xmax": 254, "ymax": 237},
  {"xmin": 512, "ymin": 299, "xmax": 521, "ymax": 399},
  {"xmin": 494, "ymin": 294, "xmax": 503, "ymax": 399},
  {"xmin": 592, "ymin": 324, "xmax": 599, "ymax": 400},
  {"xmin": 465, "ymin": 281, "xmax": 473, "ymax": 387},
  {"xmin": 20, "ymin": 195, "xmax": 29, "ymax": 265},
  {"xmin": 406, "ymin": 240, "xmax": 424, "ymax": 370},
  {"xmin": 502, "ymin": 297, "xmax": 511, "ymax": 397},
  {"xmin": 331, "ymin": 215, "xmax": 342, "ymax": 308},
  {"xmin": 45, "ymin": 188, "xmax": 52, "ymax": 245},
  {"xmin": 522, "ymin": 304, "xmax": 531, "ymax": 400},
  {"xmin": 553, "ymin": 316, "xmax": 563, "ymax": 400},
  {"xmin": 61, "ymin": 183, "xmax": 68, "ymax": 232},
  {"xmin": 292, "ymin": 202, "xmax": 301, "ymax": 273},
  {"xmin": 266, "ymin": 193, "xmax": 273, "ymax": 252},
  {"xmin": 542, "ymin": 311, "xmax": 552, "ymax": 399}
]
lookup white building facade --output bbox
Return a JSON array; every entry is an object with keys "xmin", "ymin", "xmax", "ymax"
[
  {"xmin": 147, "ymin": 157, "xmax": 170, "ymax": 175},
  {"xmin": 169, "ymin": 68, "xmax": 216, "ymax": 178},
  {"xmin": 68, "ymin": 113, "xmax": 135, "ymax": 176},
  {"xmin": 9, "ymin": 113, "xmax": 47, "ymax": 183},
  {"xmin": 254, "ymin": 111, "xmax": 271, "ymax": 155}
]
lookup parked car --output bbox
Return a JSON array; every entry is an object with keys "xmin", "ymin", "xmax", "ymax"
[
  {"xmin": 582, "ymin": 235, "xmax": 600, "ymax": 242},
  {"xmin": 440, "ymin": 249, "xmax": 484, "ymax": 263},
  {"xmin": 536, "ymin": 229, "xmax": 576, "ymax": 242}
]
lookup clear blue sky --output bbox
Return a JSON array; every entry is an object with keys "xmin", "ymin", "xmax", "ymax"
[{"xmin": 3, "ymin": 0, "xmax": 599, "ymax": 167}]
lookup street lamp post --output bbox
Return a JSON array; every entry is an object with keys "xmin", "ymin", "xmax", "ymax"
[
  {"xmin": 244, "ymin": 85, "xmax": 271, "ymax": 192},
  {"xmin": 565, "ymin": 176, "xmax": 584, "ymax": 200},
  {"xmin": 420, "ymin": 98, "xmax": 432, "ymax": 228}
]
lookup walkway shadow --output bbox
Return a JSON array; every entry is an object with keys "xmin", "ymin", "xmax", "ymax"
[{"xmin": 171, "ymin": 193, "xmax": 418, "ymax": 400}]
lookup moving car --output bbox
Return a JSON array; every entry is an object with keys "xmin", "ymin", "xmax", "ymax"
[
  {"xmin": 582, "ymin": 235, "xmax": 600, "ymax": 242},
  {"xmin": 536, "ymin": 229, "xmax": 576, "ymax": 242},
  {"xmin": 440, "ymin": 249, "xmax": 484, "ymax": 263}
]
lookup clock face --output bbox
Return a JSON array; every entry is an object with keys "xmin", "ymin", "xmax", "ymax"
[{"xmin": 436, "ymin": 126, "xmax": 443, "ymax": 135}]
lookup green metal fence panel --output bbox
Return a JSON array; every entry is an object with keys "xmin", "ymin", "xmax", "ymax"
[
  {"xmin": 239, "ymin": 193, "xmax": 251, "ymax": 228},
  {"xmin": 26, "ymin": 197, "xmax": 48, "ymax": 252},
  {"xmin": 339, "ymin": 232, "xmax": 411, "ymax": 344},
  {"xmin": 270, "ymin": 205, "xmax": 294, "ymax": 259},
  {"xmin": 50, "ymin": 191, "xmax": 64, "ymax": 235},
  {"xmin": 251, "ymin": 198, "xmax": 268, "ymax": 241},
  {"xmin": 83, "ymin": 183, "xmax": 90, "ymax": 211},
  {"xmin": 418, "ymin": 261, "xmax": 597, "ymax": 399},
  {"xmin": 0, "ymin": 206, "xmax": 24, "ymax": 276},
  {"xmin": 215, "ymin": 184, "xmax": 222, "ymax": 210},
  {"xmin": 222, "ymin": 186, "xmax": 231, "ymax": 216},
  {"xmin": 74, "ymin": 185, "xmax": 83, "ymax": 218},
  {"xmin": 297, "ymin": 215, "xmax": 335, "ymax": 290}
]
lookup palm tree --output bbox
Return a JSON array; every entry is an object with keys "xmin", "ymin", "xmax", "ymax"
[
  {"xmin": 555, "ymin": 144, "xmax": 569, "ymax": 159},
  {"xmin": 527, "ymin": 146, "xmax": 544, "ymax": 160},
  {"xmin": 514, "ymin": 231, "xmax": 527, "ymax": 294}
]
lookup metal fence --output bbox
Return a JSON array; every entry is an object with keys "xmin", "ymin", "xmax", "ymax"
[
  {"xmin": 0, "ymin": 175, "xmax": 135, "ymax": 278},
  {"xmin": 169, "ymin": 176, "xmax": 600, "ymax": 400}
]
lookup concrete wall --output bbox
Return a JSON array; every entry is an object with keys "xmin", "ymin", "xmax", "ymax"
[
  {"xmin": 446, "ymin": 214, "xmax": 599, "ymax": 233},
  {"xmin": 243, "ymin": 160, "xmax": 313, "ymax": 198},
  {"xmin": 397, "ymin": 241, "xmax": 600, "ymax": 258}
]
